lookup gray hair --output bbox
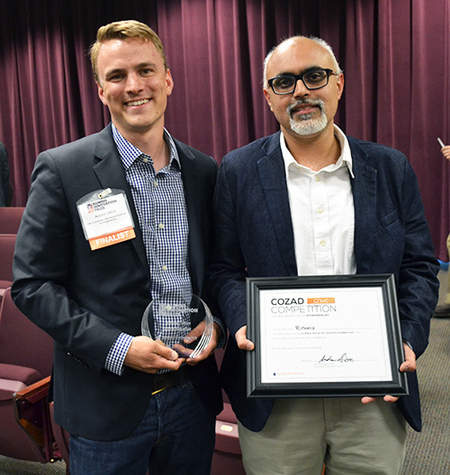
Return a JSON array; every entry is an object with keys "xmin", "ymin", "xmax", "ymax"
[{"xmin": 263, "ymin": 36, "xmax": 343, "ymax": 89}]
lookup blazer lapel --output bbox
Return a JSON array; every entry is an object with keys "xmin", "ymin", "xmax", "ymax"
[
  {"xmin": 349, "ymin": 138, "xmax": 378, "ymax": 274},
  {"xmin": 91, "ymin": 126, "xmax": 148, "ymax": 271},
  {"xmin": 176, "ymin": 141, "xmax": 205, "ymax": 295},
  {"xmin": 257, "ymin": 133, "xmax": 297, "ymax": 276}
]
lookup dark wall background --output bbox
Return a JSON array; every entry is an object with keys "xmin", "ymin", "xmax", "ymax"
[{"xmin": 0, "ymin": 0, "xmax": 449, "ymax": 259}]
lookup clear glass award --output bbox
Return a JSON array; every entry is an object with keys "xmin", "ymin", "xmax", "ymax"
[{"xmin": 141, "ymin": 295, "xmax": 214, "ymax": 359}]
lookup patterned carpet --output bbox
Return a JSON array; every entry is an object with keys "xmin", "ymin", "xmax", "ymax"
[
  {"xmin": 401, "ymin": 270, "xmax": 450, "ymax": 474},
  {"xmin": 0, "ymin": 456, "xmax": 66, "ymax": 475}
]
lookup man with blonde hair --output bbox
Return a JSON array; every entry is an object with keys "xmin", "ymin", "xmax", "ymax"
[{"xmin": 13, "ymin": 20, "xmax": 222, "ymax": 475}]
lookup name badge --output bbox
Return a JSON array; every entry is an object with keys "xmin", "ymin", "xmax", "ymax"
[{"xmin": 77, "ymin": 188, "xmax": 136, "ymax": 250}]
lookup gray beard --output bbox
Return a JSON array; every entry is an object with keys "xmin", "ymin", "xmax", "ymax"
[{"xmin": 287, "ymin": 100, "xmax": 328, "ymax": 136}]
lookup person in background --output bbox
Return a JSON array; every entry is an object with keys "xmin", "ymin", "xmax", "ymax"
[
  {"xmin": 12, "ymin": 20, "xmax": 222, "ymax": 475},
  {"xmin": 434, "ymin": 143, "xmax": 450, "ymax": 317},
  {"xmin": 0, "ymin": 141, "xmax": 12, "ymax": 206},
  {"xmin": 209, "ymin": 35, "xmax": 439, "ymax": 475}
]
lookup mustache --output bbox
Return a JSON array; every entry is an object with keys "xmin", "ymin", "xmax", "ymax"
[{"xmin": 287, "ymin": 98, "xmax": 325, "ymax": 116}]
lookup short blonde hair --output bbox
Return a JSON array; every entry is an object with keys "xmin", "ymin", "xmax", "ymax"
[{"xmin": 89, "ymin": 20, "xmax": 168, "ymax": 83}]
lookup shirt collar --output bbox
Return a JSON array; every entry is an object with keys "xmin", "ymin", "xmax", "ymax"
[
  {"xmin": 112, "ymin": 123, "xmax": 181, "ymax": 171},
  {"xmin": 280, "ymin": 124, "xmax": 354, "ymax": 178}
]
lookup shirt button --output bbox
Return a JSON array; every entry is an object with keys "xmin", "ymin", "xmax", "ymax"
[
  {"xmin": 315, "ymin": 176, "xmax": 320, "ymax": 182},
  {"xmin": 154, "ymin": 181, "xmax": 158, "ymax": 187},
  {"xmin": 318, "ymin": 208, "xmax": 323, "ymax": 214},
  {"xmin": 320, "ymin": 240, "xmax": 326, "ymax": 247},
  {"xmin": 162, "ymin": 265, "xmax": 167, "ymax": 271},
  {"xmin": 158, "ymin": 223, "xmax": 164, "ymax": 229},
  {"xmin": 143, "ymin": 158, "xmax": 149, "ymax": 163}
]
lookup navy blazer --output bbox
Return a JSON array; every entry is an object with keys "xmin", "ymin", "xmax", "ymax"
[
  {"xmin": 210, "ymin": 131, "xmax": 439, "ymax": 432},
  {"xmin": 12, "ymin": 124, "xmax": 222, "ymax": 440}
]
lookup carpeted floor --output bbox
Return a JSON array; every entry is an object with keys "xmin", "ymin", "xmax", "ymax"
[
  {"xmin": 1, "ymin": 272, "xmax": 449, "ymax": 474},
  {"xmin": 0, "ymin": 456, "xmax": 66, "ymax": 475},
  {"xmin": 401, "ymin": 270, "xmax": 450, "ymax": 474}
]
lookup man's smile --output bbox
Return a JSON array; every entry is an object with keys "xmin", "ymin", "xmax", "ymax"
[
  {"xmin": 125, "ymin": 98, "xmax": 150, "ymax": 107},
  {"xmin": 288, "ymin": 99, "xmax": 324, "ymax": 120}
]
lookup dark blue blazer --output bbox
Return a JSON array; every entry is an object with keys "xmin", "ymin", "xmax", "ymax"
[
  {"xmin": 210, "ymin": 131, "xmax": 439, "ymax": 432},
  {"xmin": 12, "ymin": 124, "xmax": 222, "ymax": 440}
]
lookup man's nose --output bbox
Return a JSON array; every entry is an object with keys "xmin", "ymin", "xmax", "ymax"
[
  {"xmin": 293, "ymin": 78, "xmax": 309, "ymax": 98},
  {"xmin": 126, "ymin": 73, "xmax": 144, "ymax": 93}
]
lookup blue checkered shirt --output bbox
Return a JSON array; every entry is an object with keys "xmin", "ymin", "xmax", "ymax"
[{"xmin": 105, "ymin": 125, "xmax": 192, "ymax": 375}]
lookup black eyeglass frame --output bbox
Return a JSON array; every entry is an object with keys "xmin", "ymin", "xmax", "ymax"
[{"xmin": 267, "ymin": 68, "xmax": 339, "ymax": 95}]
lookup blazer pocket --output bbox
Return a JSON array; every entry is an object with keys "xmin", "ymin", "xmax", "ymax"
[
  {"xmin": 373, "ymin": 209, "xmax": 405, "ymax": 270},
  {"xmin": 66, "ymin": 351, "xmax": 89, "ymax": 370},
  {"xmin": 377, "ymin": 209, "xmax": 400, "ymax": 231}
]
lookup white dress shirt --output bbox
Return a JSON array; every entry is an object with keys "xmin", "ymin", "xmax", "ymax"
[{"xmin": 281, "ymin": 125, "xmax": 356, "ymax": 276}]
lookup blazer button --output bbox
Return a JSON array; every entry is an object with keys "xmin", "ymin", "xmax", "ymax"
[{"xmin": 138, "ymin": 290, "xmax": 150, "ymax": 299}]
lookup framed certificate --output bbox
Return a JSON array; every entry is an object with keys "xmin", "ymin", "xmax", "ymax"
[{"xmin": 246, "ymin": 274, "xmax": 408, "ymax": 398}]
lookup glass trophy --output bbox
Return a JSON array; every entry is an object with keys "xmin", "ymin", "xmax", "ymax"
[{"xmin": 141, "ymin": 294, "xmax": 214, "ymax": 359}]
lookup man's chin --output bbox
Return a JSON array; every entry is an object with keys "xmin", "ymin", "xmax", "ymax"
[{"xmin": 290, "ymin": 119, "xmax": 327, "ymax": 136}]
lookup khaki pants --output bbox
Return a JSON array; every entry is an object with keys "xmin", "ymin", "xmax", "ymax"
[{"xmin": 238, "ymin": 398, "xmax": 406, "ymax": 475}]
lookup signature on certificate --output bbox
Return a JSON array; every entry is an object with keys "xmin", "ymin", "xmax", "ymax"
[{"xmin": 318, "ymin": 353, "xmax": 354, "ymax": 364}]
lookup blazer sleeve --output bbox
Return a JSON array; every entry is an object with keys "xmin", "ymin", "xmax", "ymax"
[
  {"xmin": 12, "ymin": 150, "xmax": 123, "ymax": 374},
  {"xmin": 395, "ymin": 159, "xmax": 439, "ymax": 358},
  {"xmin": 209, "ymin": 158, "xmax": 248, "ymax": 339},
  {"xmin": 350, "ymin": 138, "xmax": 439, "ymax": 359}
]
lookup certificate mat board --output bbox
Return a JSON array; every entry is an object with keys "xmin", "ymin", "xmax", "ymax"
[{"xmin": 246, "ymin": 274, "xmax": 408, "ymax": 398}]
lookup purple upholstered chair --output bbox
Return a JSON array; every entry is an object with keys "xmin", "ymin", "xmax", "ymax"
[
  {"xmin": 0, "ymin": 287, "xmax": 56, "ymax": 463},
  {"xmin": 211, "ymin": 347, "xmax": 246, "ymax": 475},
  {"xmin": 0, "ymin": 207, "xmax": 25, "ymax": 234},
  {"xmin": 0, "ymin": 234, "xmax": 15, "ymax": 298}
]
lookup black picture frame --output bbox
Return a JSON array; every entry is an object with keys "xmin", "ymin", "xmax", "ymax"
[{"xmin": 246, "ymin": 274, "xmax": 408, "ymax": 398}]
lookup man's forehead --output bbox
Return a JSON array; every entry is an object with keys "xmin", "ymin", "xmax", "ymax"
[
  {"xmin": 97, "ymin": 38, "xmax": 162, "ymax": 71},
  {"xmin": 268, "ymin": 38, "xmax": 333, "ymax": 73},
  {"xmin": 98, "ymin": 37, "xmax": 155, "ymax": 56}
]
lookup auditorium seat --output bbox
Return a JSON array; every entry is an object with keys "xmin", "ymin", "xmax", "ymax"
[
  {"xmin": 0, "ymin": 207, "xmax": 24, "ymax": 298},
  {"xmin": 0, "ymin": 287, "xmax": 56, "ymax": 463},
  {"xmin": 212, "ymin": 399, "xmax": 245, "ymax": 475},
  {"xmin": 0, "ymin": 287, "xmax": 53, "ymax": 375},
  {"xmin": 0, "ymin": 234, "xmax": 15, "ymax": 298},
  {"xmin": 50, "ymin": 401, "xmax": 70, "ymax": 474},
  {"xmin": 0, "ymin": 206, "xmax": 25, "ymax": 234},
  {"xmin": 211, "ymin": 347, "xmax": 246, "ymax": 475}
]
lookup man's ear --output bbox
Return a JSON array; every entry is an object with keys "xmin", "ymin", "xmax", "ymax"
[
  {"xmin": 336, "ymin": 73, "xmax": 345, "ymax": 101},
  {"xmin": 97, "ymin": 82, "xmax": 108, "ymax": 106},
  {"xmin": 263, "ymin": 88, "xmax": 274, "ymax": 112},
  {"xmin": 165, "ymin": 69, "xmax": 174, "ymax": 97}
]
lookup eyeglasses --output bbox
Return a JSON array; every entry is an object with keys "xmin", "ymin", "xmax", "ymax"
[{"xmin": 267, "ymin": 68, "xmax": 338, "ymax": 95}]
